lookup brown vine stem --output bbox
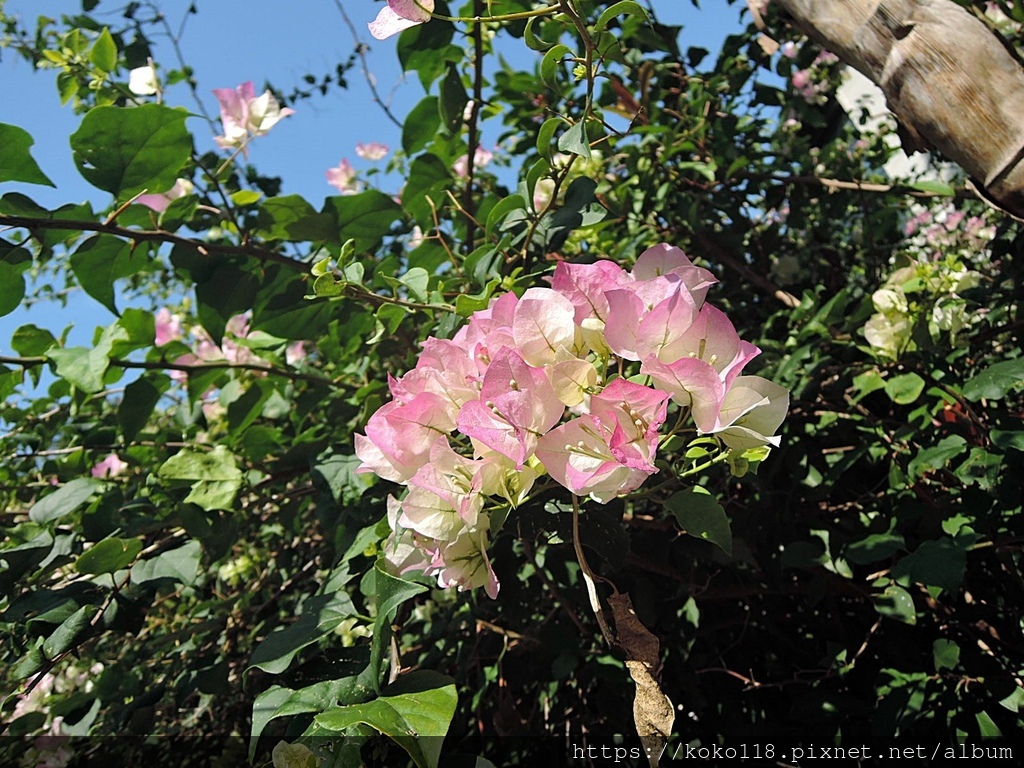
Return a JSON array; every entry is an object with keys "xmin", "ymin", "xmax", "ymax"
[
  {"xmin": 0, "ymin": 354, "xmax": 333, "ymax": 387},
  {"xmin": 571, "ymin": 493, "xmax": 615, "ymax": 646},
  {"xmin": 463, "ymin": 0, "xmax": 486, "ymax": 253},
  {"xmin": 691, "ymin": 231, "xmax": 800, "ymax": 309},
  {"xmin": 0, "ymin": 215, "xmax": 306, "ymax": 271}
]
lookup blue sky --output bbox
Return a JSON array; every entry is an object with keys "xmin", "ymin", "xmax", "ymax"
[{"xmin": 0, "ymin": 0, "xmax": 747, "ymax": 356}]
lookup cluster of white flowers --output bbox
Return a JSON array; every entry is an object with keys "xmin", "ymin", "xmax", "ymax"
[{"xmin": 864, "ymin": 257, "xmax": 984, "ymax": 360}]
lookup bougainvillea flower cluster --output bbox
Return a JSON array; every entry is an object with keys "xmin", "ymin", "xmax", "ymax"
[
  {"xmin": 212, "ymin": 82, "xmax": 294, "ymax": 155},
  {"xmin": 356, "ymin": 244, "xmax": 789, "ymax": 597}
]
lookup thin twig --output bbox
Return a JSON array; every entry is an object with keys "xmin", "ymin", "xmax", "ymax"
[
  {"xmin": 331, "ymin": 0, "xmax": 403, "ymax": 128},
  {"xmin": 0, "ymin": 215, "xmax": 306, "ymax": 271}
]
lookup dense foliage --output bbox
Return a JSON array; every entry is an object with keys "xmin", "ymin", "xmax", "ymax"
[{"xmin": 1, "ymin": 1, "xmax": 1022, "ymax": 766}]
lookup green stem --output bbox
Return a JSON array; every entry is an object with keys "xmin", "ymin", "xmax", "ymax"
[
  {"xmin": 428, "ymin": 4, "xmax": 561, "ymax": 23},
  {"xmin": 678, "ymin": 449, "xmax": 730, "ymax": 478}
]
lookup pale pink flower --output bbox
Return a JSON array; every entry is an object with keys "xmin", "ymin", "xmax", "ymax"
[
  {"xmin": 453, "ymin": 146, "xmax": 494, "ymax": 178},
  {"xmin": 326, "ymin": 159, "xmax": 359, "ymax": 194},
  {"xmin": 212, "ymin": 82, "xmax": 294, "ymax": 154},
  {"xmin": 91, "ymin": 453, "xmax": 128, "ymax": 479},
  {"xmin": 355, "ymin": 141, "xmax": 389, "ymax": 161},
  {"xmin": 511, "ymin": 287, "xmax": 577, "ymax": 367},
  {"xmin": 356, "ymin": 392, "xmax": 457, "ymax": 482},
  {"xmin": 791, "ymin": 69, "xmax": 811, "ymax": 91},
  {"xmin": 136, "ymin": 179, "xmax": 192, "ymax": 214},
  {"xmin": 154, "ymin": 307, "xmax": 183, "ymax": 346},
  {"xmin": 532, "ymin": 178, "xmax": 556, "ymax": 212},
  {"xmin": 535, "ymin": 411, "xmax": 657, "ymax": 503},
  {"xmin": 429, "ymin": 525, "xmax": 499, "ymax": 598},
  {"xmin": 368, "ymin": 0, "xmax": 435, "ymax": 40},
  {"xmin": 408, "ymin": 225, "xmax": 426, "ymax": 250},
  {"xmin": 456, "ymin": 347, "xmax": 564, "ymax": 468},
  {"xmin": 285, "ymin": 341, "xmax": 307, "ymax": 365},
  {"xmin": 705, "ymin": 376, "xmax": 790, "ymax": 450}
]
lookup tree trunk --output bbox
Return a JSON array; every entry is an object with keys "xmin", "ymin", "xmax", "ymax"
[{"xmin": 776, "ymin": 0, "xmax": 1024, "ymax": 217}]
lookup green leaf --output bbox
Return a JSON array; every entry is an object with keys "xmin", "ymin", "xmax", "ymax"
[
  {"xmin": 908, "ymin": 435, "xmax": 967, "ymax": 479},
  {"xmin": 47, "ymin": 322, "xmax": 129, "ymax": 393},
  {"xmin": 438, "ymin": 63, "xmax": 468, "ymax": 134},
  {"xmin": 0, "ymin": 124, "xmax": 55, "ymax": 186},
  {"xmin": 992, "ymin": 430, "xmax": 1024, "ymax": 451},
  {"xmin": 70, "ymin": 234, "xmax": 148, "ymax": 315},
  {"xmin": 539, "ymin": 177, "xmax": 606, "ymax": 249},
  {"xmin": 258, "ymin": 195, "xmax": 338, "ymax": 243},
  {"xmin": 961, "ymin": 358, "xmax": 1024, "ymax": 401},
  {"xmin": 118, "ymin": 307, "xmax": 156, "ymax": 346},
  {"xmin": 247, "ymin": 591, "xmax": 357, "ymax": 675},
  {"xmin": 874, "ymin": 584, "xmax": 916, "ymax": 625},
  {"xmin": 675, "ymin": 160, "xmax": 716, "ymax": 182},
  {"xmin": 524, "ymin": 16, "xmax": 556, "ymax": 51},
  {"xmin": 402, "ymin": 97, "xmax": 442, "ymax": 155},
  {"xmin": 955, "ymin": 447, "xmax": 1002, "ymax": 490},
  {"xmin": 536, "ymin": 117, "xmax": 562, "ymax": 163},
  {"xmin": 891, "ymin": 537, "xmax": 967, "ymax": 593},
  {"xmin": 231, "ymin": 189, "xmax": 262, "ymax": 206},
  {"xmin": 252, "ymin": 266, "xmax": 334, "ymax": 341},
  {"xmin": 540, "ymin": 44, "xmax": 572, "ymax": 89},
  {"xmin": 397, "ymin": 14, "xmax": 457, "ymax": 89},
  {"xmin": 367, "ymin": 560, "xmax": 428, "ymax": 689},
  {"xmin": 455, "ymin": 289, "xmax": 494, "ymax": 317},
  {"xmin": 557, "ymin": 120, "xmax": 591, "ymax": 159},
  {"xmin": 12, "ymin": 324, "xmax": 56, "ymax": 357},
  {"xmin": 933, "ymin": 639, "xmax": 960, "ymax": 671},
  {"xmin": 194, "ymin": 262, "xmax": 259, "ymax": 342},
  {"xmin": 665, "ymin": 489, "xmax": 732, "ymax": 556},
  {"xmin": 484, "ymin": 194, "xmax": 527, "ymax": 238},
  {"xmin": 227, "ymin": 380, "xmax": 273, "ymax": 437},
  {"xmin": 70, "ymin": 104, "xmax": 191, "ymax": 199},
  {"xmin": 29, "ymin": 477, "xmax": 104, "ymax": 524},
  {"xmin": 594, "ymin": 1, "xmax": 650, "ymax": 33},
  {"xmin": 0, "ymin": 243, "xmax": 29, "ymax": 317},
  {"xmin": 398, "ymin": 268, "xmax": 430, "ymax": 303},
  {"xmin": 42, "ymin": 605, "xmax": 95, "ymax": 659},
  {"xmin": 908, "ymin": 179, "xmax": 955, "ymax": 196},
  {"xmin": 315, "ymin": 670, "xmax": 457, "ymax": 768},
  {"xmin": 370, "ymin": 303, "xmax": 408, "ymax": 343},
  {"xmin": 403, "ymin": 153, "xmax": 451, "ymax": 226},
  {"xmin": 130, "ymin": 540, "xmax": 202, "ymax": 586},
  {"xmin": 312, "ymin": 453, "xmax": 372, "ymax": 506},
  {"xmin": 884, "ymin": 372, "xmax": 925, "ymax": 404},
  {"xmin": 118, "ymin": 373, "xmax": 169, "ymax": 442},
  {"xmin": 89, "ymin": 27, "xmax": 117, "ymax": 72},
  {"xmin": 157, "ymin": 445, "xmax": 243, "ymax": 512},
  {"xmin": 975, "ymin": 710, "xmax": 1003, "ymax": 739},
  {"xmin": 851, "ymin": 368, "xmax": 886, "ymax": 401},
  {"xmin": 75, "ymin": 536, "xmax": 143, "ymax": 575},
  {"xmin": 250, "ymin": 677, "xmax": 373, "ymax": 762},
  {"xmin": 845, "ymin": 531, "xmax": 904, "ymax": 565},
  {"xmin": 327, "ymin": 190, "xmax": 401, "ymax": 253}
]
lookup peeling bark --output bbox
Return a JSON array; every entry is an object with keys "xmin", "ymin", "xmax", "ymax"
[{"xmin": 777, "ymin": 0, "xmax": 1024, "ymax": 217}]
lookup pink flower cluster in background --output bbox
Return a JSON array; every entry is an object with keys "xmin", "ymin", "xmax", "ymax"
[
  {"xmin": 790, "ymin": 50, "xmax": 839, "ymax": 105},
  {"xmin": 355, "ymin": 244, "xmax": 789, "ymax": 598}
]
